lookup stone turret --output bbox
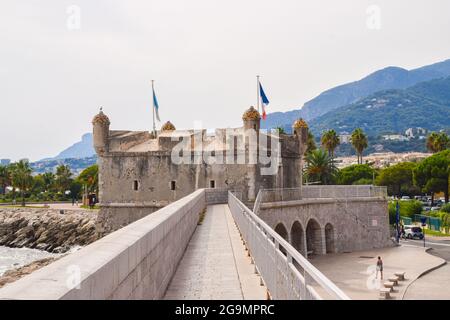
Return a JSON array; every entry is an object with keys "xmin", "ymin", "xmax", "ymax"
[
  {"xmin": 292, "ymin": 118, "xmax": 309, "ymax": 155},
  {"xmin": 242, "ymin": 106, "xmax": 261, "ymax": 131},
  {"xmin": 161, "ymin": 121, "xmax": 176, "ymax": 132},
  {"xmin": 92, "ymin": 109, "xmax": 110, "ymax": 155}
]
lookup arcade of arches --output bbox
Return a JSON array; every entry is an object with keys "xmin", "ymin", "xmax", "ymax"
[{"xmin": 274, "ymin": 220, "xmax": 336, "ymax": 258}]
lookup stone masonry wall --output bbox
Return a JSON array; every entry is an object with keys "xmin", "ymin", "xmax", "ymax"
[
  {"xmin": 258, "ymin": 197, "xmax": 392, "ymax": 254},
  {"xmin": 0, "ymin": 190, "xmax": 206, "ymax": 300}
]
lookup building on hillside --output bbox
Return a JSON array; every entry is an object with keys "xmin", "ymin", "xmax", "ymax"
[
  {"xmin": 382, "ymin": 134, "xmax": 409, "ymax": 141},
  {"xmin": 405, "ymin": 127, "xmax": 427, "ymax": 139},
  {"xmin": 339, "ymin": 133, "xmax": 351, "ymax": 144}
]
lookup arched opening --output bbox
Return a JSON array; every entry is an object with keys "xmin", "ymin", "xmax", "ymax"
[
  {"xmin": 274, "ymin": 223, "xmax": 288, "ymax": 256},
  {"xmin": 325, "ymin": 223, "xmax": 335, "ymax": 254},
  {"xmin": 306, "ymin": 219, "xmax": 323, "ymax": 258},
  {"xmin": 290, "ymin": 221, "xmax": 305, "ymax": 256}
]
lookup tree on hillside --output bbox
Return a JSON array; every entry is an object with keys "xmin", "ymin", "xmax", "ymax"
[
  {"xmin": 11, "ymin": 160, "xmax": 33, "ymax": 206},
  {"xmin": 336, "ymin": 164, "xmax": 376, "ymax": 185},
  {"xmin": 306, "ymin": 132, "xmax": 317, "ymax": 155},
  {"xmin": 413, "ymin": 150, "xmax": 450, "ymax": 204},
  {"xmin": 304, "ymin": 149, "xmax": 337, "ymax": 185},
  {"xmin": 0, "ymin": 165, "xmax": 12, "ymax": 195},
  {"xmin": 350, "ymin": 128, "xmax": 368, "ymax": 164},
  {"xmin": 321, "ymin": 129, "xmax": 340, "ymax": 158},
  {"xmin": 55, "ymin": 165, "xmax": 73, "ymax": 193},
  {"xmin": 376, "ymin": 162, "xmax": 420, "ymax": 197},
  {"xmin": 426, "ymin": 132, "xmax": 449, "ymax": 153}
]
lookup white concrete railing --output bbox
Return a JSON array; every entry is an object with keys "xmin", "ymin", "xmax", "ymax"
[
  {"xmin": 228, "ymin": 191, "xmax": 350, "ymax": 300},
  {"xmin": 0, "ymin": 189, "xmax": 206, "ymax": 300},
  {"xmin": 259, "ymin": 185, "xmax": 387, "ymax": 203}
]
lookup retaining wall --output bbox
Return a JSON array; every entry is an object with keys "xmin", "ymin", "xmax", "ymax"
[{"xmin": 0, "ymin": 189, "xmax": 206, "ymax": 300}]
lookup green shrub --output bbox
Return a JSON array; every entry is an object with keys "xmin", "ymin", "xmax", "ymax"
[
  {"xmin": 441, "ymin": 203, "xmax": 450, "ymax": 213},
  {"xmin": 388, "ymin": 200, "xmax": 423, "ymax": 222}
]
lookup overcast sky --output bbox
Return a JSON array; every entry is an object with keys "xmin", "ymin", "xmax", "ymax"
[{"xmin": 1, "ymin": 0, "xmax": 450, "ymax": 161}]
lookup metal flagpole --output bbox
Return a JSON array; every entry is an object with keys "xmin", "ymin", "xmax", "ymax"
[
  {"xmin": 256, "ymin": 75, "xmax": 260, "ymax": 113},
  {"xmin": 152, "ymin": 80, "xmax": 156, "ymax": 136}
]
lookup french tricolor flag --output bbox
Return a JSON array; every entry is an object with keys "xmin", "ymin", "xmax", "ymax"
[{"xmin": 259, "ymin": 81, "xmax": 270, "ymax": 120}]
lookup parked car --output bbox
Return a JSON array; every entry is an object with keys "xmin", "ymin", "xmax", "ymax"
[
  {"xmin": 403, "ymin": 225, "xmax": 424, "ymax": 240},
  {"xmin": 400, "ymin": 196, "xmax": 411, "ymax": 201},
  {"xmin": 430, "ymin": 206, "xmax": 440, "ymax": 211},
  {"xmin": 423, "ymin": 206, "xmax": 431, "ymax": 212}
]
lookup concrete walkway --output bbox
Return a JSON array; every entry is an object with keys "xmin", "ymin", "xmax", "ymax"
[
  {"xmin": 164, "ymin": 204, "xmax": 266, "ymax": 300},
  {"xmin": 403, "ymin": 263, "xmax": 450, "ymax": 299},
  {"xmin": 310, "ymin": 245, "xmax": 445, "ymax": 300}
]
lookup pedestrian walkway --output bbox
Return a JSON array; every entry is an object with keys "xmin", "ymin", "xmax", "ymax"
[
  {"xmin": 164, "ymin": 204, "xmax": 266, "ymax": 300},
  {"xmin": 310, "ymin": 245, "xmax": 445, "ymax": 300}
]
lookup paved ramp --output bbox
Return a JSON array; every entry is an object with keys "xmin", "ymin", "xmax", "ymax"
[{"xmin": 164, "ymin": 204, "xmax": 266, "ymax": 300}]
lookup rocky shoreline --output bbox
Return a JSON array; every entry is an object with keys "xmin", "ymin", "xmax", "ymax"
[{"xmin": 0, "ymin": 208, "xmax": 98, "ymax": 253}]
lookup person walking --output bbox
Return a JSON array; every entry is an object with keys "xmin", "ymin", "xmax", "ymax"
[{"xmin": 376, "ymin": 256, "xmax": 383, "ymax": 280}]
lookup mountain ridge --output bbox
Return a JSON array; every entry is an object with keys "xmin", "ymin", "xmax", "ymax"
[
  {"xmin": 261, "ymin": 58, "xmax": 450, "ymax": 129},
  {"xmin": 308, "ymin": 76, "xmax": 450, "ymax": 136}
]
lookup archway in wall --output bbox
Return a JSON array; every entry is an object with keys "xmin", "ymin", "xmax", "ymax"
[
  {"xmin": 274, "ymin": 223, "xmax": 289, "ymax": 256},
  {"xmin": 290, "ymin": 221, "xmax": 305, "ymax": 256},
  {"xmin": 305, "ymin": 219, "xmax": 323, "ymax": 257},
  {"xmin": 325, "ymin": 223, "xmax": 335, "ymax": 254}
]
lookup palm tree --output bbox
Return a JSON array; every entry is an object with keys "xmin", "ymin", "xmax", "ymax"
[
  {"xmin": 78, "ymin": 164, "xmax": 98, "ymax": 194},
  {"xmin": 42, "ymin": 172, "xmax": 55, "ymax": 192},
  {"xmin": 426, "ymin": 132, "xmax": 449, "ymax": 153},
  {"xmin": 321, "ymin": 129, "xmax": 340, "ymax": 158},
  {"xmin": 351, "ymin": 128, "xmax": 368, "ymax": 164},
  {"xmin": 11, "ymin": 160, "xmax": 33, "ymax": 206},
  {"xmin": 55, "ymin": 165, "xmax": 72, "ymax": 193},
  {"xmin": 0, "ymin": 165, "xmax": 11, "ymax": 195},
  {"xmin": 306, "ymin": 132, "xmax": 317, "ymax": 154},
  {"xmin": 304, "ymin": 149, "xmax": 337, "ymax": 185}
]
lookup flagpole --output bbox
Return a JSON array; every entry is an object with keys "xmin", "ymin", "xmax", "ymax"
[
  {"xmin": 256, "ymin": 75, "xmax": 260, "ymax": 113},
  {"xmin": 151, "ymin": 80, "xmax": 156, "ymax": 136}
]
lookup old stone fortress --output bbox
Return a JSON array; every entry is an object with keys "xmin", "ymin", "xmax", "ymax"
[
  {"xmin": 0, "ymin": 106, "xmax": 390, "ymax": 300},
  {"xmin": 93, "ymin": 106, "xmax": 390, "ymax": 254}
]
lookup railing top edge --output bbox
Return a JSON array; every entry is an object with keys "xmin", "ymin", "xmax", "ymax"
[{"xmin": 228, "ymin": 191, "xmax": 350, "ymax": 300}]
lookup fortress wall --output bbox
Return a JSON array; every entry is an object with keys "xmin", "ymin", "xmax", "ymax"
[
  {"xmin": 258, "ymin": 197, "xmax": 392, "ymax": 253},
  {"xmin": 0, "ymin": 189, "xmax": 206, "ymax": 300}
]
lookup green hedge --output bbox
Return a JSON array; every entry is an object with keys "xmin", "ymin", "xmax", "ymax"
[{"xmin": 388, "ymin": 200, "xmax": 423, "ymax": 224}]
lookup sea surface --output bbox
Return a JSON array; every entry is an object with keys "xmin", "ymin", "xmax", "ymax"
[{"xmin": 0, "ymin": 246, "xmax": 59, "ymax": 276}]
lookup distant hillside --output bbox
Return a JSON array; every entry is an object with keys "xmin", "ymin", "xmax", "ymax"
[
  {"xmin": 261, "ymin": 109, "xmax": 302, "ymax": 133},
  {"xmin": 262, "ymin": 58, "xmax": 450, "ymax": 129},
  {"xmin": 31, "ymin": 156, "xmax": 97, "ymax": 176},
  {"xmin": 53, "ymin": 133, "xmax": 95, "ymax": 160},
  {"xmin": 309, "ymin": 77, "xmax": 450, "ymax": 137}
]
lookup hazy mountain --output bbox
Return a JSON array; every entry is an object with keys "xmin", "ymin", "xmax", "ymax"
[
  {"xmin": 53, "ymin": 133, "xmax": 95, "ymax": 160},
  {"xmin": 308, "ymin": 77, "xmax": 450, "ymax": 136},
  {"xmin": 262, "ymin": 58, "xmax": 450, "ymax": 129}
]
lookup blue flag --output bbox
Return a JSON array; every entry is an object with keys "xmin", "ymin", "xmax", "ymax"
[{"xmin": 153, "ymin": 86, "xmax": 160, "ymax": 122}]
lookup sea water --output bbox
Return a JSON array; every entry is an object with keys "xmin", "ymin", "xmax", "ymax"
[{"xmin": 0, "ymin": 246, "xmax": 59, "ymax": 276}]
